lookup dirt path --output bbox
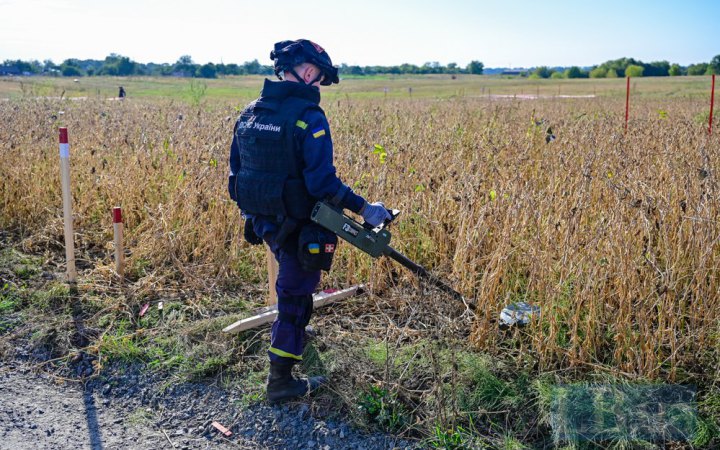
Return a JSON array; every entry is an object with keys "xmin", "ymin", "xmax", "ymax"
[
  {"xmin": 0, "ymin": 363, "xmax": 254, "ymax": 449},
  {"xmin": 1, "ymin": 364, "xmax": 160, "ymax": 449},
  {"xmin": 0, "ymin": 365, "xmax": 236, "ymax": 450},
  {"xmin": 0, "ymin": 361, "xmax": 416, "ymax": 450}
]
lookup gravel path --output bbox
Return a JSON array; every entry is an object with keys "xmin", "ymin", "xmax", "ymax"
[
  {"xmin": 0, "ymin": 363, "xmax": 173, "ymax": 449},
  {"xmin": 0, "ymin": 361, "xmax": 418, "ymax": 450}
]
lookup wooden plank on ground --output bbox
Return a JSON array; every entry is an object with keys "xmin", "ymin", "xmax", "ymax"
[{"xmin": 222, "ymin": 285, "xmax": 365, "ymax": 334}]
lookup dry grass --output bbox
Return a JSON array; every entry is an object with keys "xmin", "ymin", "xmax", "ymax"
[
  {"xmin": 2, "ymin": 94, "xmax": 718, "ymax": 377},
  {"xmin": 1, "ymin": 84, "xmax": 719, "ymax": 445}
]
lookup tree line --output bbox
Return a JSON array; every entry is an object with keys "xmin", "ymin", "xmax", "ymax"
[
  {"xmin": 0, "ymin": 54, "xmax": 271, "ymax": 78},
  {"xmin": 529, "ymin": 56, "xmax": 720, "ymax": 79},
  {"xmin": 0, "ymin": 54, "xmax": 485, "ymax": 78},
  {"xmin": 1, "ymin": 53, "xmax": 718, "ymax": 79}
]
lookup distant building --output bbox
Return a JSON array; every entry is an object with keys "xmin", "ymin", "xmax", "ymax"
[{"xmin": 500, "ymin": 69, "xmax": 526, "ymax": 76}]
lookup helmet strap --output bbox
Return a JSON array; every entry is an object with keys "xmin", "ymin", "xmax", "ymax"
[
  {"xmin": 288, "ymin": 67, "xmax": 308, "ymax": 85},
  {"xmin": 287, "ymin": 66, "xmax": 322, "ymax": 86},
  {"xmin": 309, "ymin": 72, "xmax": 324, "ymax": 85}
]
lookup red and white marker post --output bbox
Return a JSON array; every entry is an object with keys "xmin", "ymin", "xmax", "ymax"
[
  {"xmin": 59, "ymin": 127, "xmax": 77, "ymax": 283},
  {"xmin": 625, "ymin": 76, "xmax": 631, "ymax": 132},
  {"xmin": 112, "ymin": 207, "xmax": 124, "ymax": 278},
  {"xmin": 710, "ymin": 74, "xmax": 716, "ymax": 135}
]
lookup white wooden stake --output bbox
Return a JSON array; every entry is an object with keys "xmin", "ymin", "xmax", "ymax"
[
  {"xmin": 222, "ymin": 285, "xmax": 364, "ymax": 334},
  {"xmin": 112, "ymin": 207, "xmax": 124, "ymax": 278},
  {"xmin": 58, "ymin": 127, "xmax": 77, "ymax": 283},
  {"xmin": 266, "ymin": 244, "xmax": 278, "ymax": 306}
]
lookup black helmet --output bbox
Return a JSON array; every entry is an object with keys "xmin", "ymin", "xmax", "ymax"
[{"xmin": 270, "ymin": 39, "xmax": 339, "ymax": 86}]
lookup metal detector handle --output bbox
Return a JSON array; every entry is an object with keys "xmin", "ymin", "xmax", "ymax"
[{"xmin": 362, "ymin": 208, "xmax": 401, "ymax": 231}]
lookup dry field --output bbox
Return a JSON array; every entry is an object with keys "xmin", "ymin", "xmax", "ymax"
[{"xmin": 1, "ymin": 76, "xmax": 718, "ymax": 447}]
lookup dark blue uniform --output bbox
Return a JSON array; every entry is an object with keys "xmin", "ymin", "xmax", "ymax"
[{"xmin": 229, "ymin": 79, "xmax": 365, "ymax": 363}]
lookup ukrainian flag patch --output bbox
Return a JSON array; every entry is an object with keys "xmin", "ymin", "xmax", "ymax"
[
  {"xmin": 312, "ymin": 127, "xmax": 326, "ymax": 138},
  {"xmin": 308, "ymin": 243, "xmax": 320, "ymax": 254}
]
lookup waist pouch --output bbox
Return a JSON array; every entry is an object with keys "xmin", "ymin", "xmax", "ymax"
[
  {"xmin": 243, "ymin": 218, "xmax": 263, "ymax": 246},
  {"xmin": 297, "ymin": 224, "xmax": 337, "ymax": 272}
]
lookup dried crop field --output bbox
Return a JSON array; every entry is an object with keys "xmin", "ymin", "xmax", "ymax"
[{"xmin": 1, "ymin": 75, "xmax": 718, "ymax": 447}]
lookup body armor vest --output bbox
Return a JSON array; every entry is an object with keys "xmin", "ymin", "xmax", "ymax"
[{"xmin": 230, "ymin": 96, "xmax": 321, "ymax": 220}]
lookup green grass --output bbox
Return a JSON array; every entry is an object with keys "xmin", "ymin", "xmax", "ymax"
[
  {"xmin": 358, "ymin": 337, "xmax": 544, "ymax": 444},
  {"xmin": 127, "ymin": 407, "xmax": 154, "ymax": 426},
  {"xmin": 365, "ymin": 340, "xmax": 389, "ymax": 366},
  {"xmin": 358, "ymin": 385, "xmax": 409, "ymax": 432},
  {"xmin": 0, "ymin": 249, "xmax": 48, "ymax": 333},
  {"xmin": 1, "ymin": 74, "xmax": 715, "ymax": 102},
  {"xmin": 455, "ymin": 352, "xmax": 523, "ymax": 414},
  {"xmin": 0, "ymin": 283, "xmax": 23, "ymax": 334},
  {"xmin": 28, "ymin": 283, "xmax": 71, "ymax": 310},
  {"xmin": 0, "ymin": 284, "xmax": 20, "ymax": 313},
  {"xmin": 235, "ymin": 368, "xmax": 268, "ymax": 407}
]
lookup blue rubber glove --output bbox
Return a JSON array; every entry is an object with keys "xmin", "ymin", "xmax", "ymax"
[{"xmin": 360, "ymin": 201, "xmax": 391, "ymax": 227}]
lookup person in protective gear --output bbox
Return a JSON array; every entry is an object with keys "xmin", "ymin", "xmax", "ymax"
[{"xmin": 228, "ymin": 39, "xmax": 391, "ymax": 403}]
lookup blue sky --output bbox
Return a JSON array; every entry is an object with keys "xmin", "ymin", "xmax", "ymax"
[{"xmin": 1, "ymin": 0, "xmax": 717, "ymax": 68}]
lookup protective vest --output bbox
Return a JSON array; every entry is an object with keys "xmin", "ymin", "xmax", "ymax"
[{"xmin": 230, "ymin": 95, "xmax": 321, "ymax": 220}]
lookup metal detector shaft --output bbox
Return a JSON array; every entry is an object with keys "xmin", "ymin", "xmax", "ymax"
[
  {"xmin": 311, "ymin": 201, "xmax": 467, "ymax": 306},
  {"xmin": 386, "ymin": 248, "xmax": 466, "ymax": 303}
]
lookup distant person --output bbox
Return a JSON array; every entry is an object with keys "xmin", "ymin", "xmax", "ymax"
[
  {"xmin": 228, "ymin": 39, "xmax": 391, "ymax": 403},
  {"xmin": 118, "ymin": 86, "xmax": 126, "ymax": 99}
]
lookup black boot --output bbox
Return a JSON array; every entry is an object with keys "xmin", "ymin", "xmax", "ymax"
[
  {"xmin": 304, "ymin": 325, "xmax": 317, "ymax": 343},
  {"xmin": 266, "ymin": 361, "xmax": 326, "ymax": 403}
]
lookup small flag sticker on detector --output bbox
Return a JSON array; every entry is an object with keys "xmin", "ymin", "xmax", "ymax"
[{"xmin": 308, "ymin": 243, "xmax": 320, "ymax": 254}]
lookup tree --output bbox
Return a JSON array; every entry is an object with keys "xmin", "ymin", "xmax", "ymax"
[
  {"xmin": 61, "ymin": 65, "xmax": 83, "ymax": 76},
  {"xmin": 550, "ymin": 71, "xmax": 565, "ymax": 79},
  {"xmin": 421, "ymin": 62, "xmax": 441, "ymax": 74},
  {"xmin": 42, "ymin": 59, "xmax": 59, "ymax": 75},
  {"xmin": 669, "ymin": 64, "xmax": 682, "ymax": 76},
  {"xmin": 589, "ymin": 67, "xmax": 607, "ymax": 78},
  {"xmin": 174, "ymin": 55, "xmax": 196, "ymax": 77},
  {"xmin": 625, "ymin": 64, "xmax": 644, "ymax": 77},
  {"xmin": 532, "ymin": 66, "xmax": 553, "ymax": 78},
  {"xmin": 643, "ymin": 60, "xmax": 670, "ymax": 77},
  {"xmin": 224, "ymin": 63, "xmax": 240, "ymax": 75},
  {"xmin": 243, "ymin": 59, "xmax": 261, "ymax": 75},
  {"xmin": 116, "ymin": 56, "xmax": 136, "ymax": 76},
  {"xmin": 564, "ymin": 66, "xmax": 587, "ymax": 78},
  {"xmin": 399, "ymin": 63, "xmax": 419, "ymax": 74},
  {"xmin": 197, "ymin": 63, "xmax": 217, "ymax": 78},
  {"xmin": 687, "ymin": 63, "xmax": 708, "ymax": 76},
  {"xmin": 710, "ymin": 55, "xmax": 720, "ymax": 74},
  {"xmin": 100, "ymin": 54, "xmax": 136, "ymax": 76},
  {"xmin": 60, "ymin": 59, "xmax": 84, "ymax": 77},
  {"xmin": 1, "ymin": 59, "xmax": 41, "ymax": 74},
  {"xmin": 606, "ymin": 68, "xmax": 618, "ymax": 78},
  {"xmin": 466, "ymin": 60, "xmax": 484, "ymax": 75},
  {"xmin": 345, "ymin": 65, "xmax": 364, "ymax": 75}
]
